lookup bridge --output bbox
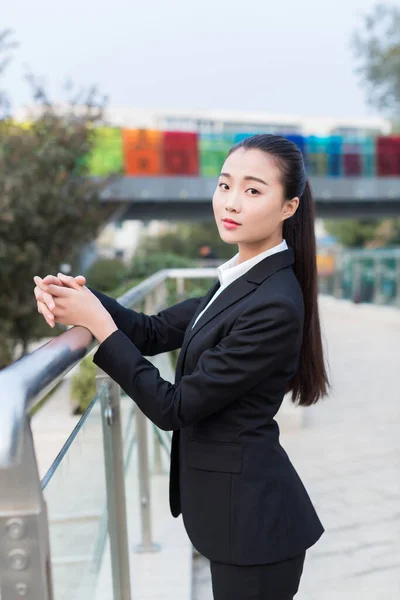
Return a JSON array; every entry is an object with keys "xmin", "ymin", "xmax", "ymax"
[{"xmin": 100, "ymin": 176, "xmax": 400, "ymax": 220}]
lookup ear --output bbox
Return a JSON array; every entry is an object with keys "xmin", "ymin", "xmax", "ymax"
[{"xmin": 282, "ymin": 197, "xmax": 299, "ymax": 221}]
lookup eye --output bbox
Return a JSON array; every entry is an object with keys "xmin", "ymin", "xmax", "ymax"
[
  {"xmin": 247, "ymin": 188, "xmax": 260, "ymax": 195},
  {"xmin": 218, "ymin": 182, "xmax": 229, "ymax": 190}
]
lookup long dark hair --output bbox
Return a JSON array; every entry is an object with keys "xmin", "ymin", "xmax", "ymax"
[{"xmin": 228, "ymin": 134, "xmax": 329, "ymax": 406}]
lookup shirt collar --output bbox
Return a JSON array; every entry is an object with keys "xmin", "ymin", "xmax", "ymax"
[{"xmin": 217, "ymin": 239, "xmax": 288, "ymax": 287}]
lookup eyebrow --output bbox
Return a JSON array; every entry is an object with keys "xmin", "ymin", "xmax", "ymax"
[{"xmin": 219, "ymin": 172, "xmax": 269, "ymax": 186}]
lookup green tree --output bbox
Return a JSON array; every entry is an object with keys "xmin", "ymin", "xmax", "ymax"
[
  {"xmin": 353, "ymin": 3, "xmax": 400, "ymax": 117},
  {"xmin": 0, "ymin": 29, "xmax": 17, "ymax": 118},
  {"xmin": 0, "ymin": 32, "xmax": 109, "ymax": 368},
  {"xmin": 329, "ymin": 6, "xmax": 400, "ymax": 249},
  {"xmin": 324, "ymin": 220, "xmax": 380, "ymax": 248}
]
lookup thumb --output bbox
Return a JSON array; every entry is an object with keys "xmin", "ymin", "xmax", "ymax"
[{"xmin": 74, "ymin": 275, "xmax": 87, "ymax": 286}]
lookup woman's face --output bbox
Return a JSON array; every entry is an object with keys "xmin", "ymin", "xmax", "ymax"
[{"xmin": 212, "ymin": 148, "xmax": 299, "ymax": 261}]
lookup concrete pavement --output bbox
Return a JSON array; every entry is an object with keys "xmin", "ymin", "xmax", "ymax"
[{"xmin": 193, "ymin": 295, "xmax": 400, "ymax": 599}]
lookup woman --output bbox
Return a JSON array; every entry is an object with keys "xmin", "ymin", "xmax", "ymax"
[{"xmin": 34, "ymin": 134, "xmax": 329, "ymax": 599}]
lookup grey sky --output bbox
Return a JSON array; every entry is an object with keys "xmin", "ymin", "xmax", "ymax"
[{"xmin": 3, "ymin": 0, "xmax": 396, "ymax": 119}]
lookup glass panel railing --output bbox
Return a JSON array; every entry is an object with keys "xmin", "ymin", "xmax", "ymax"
[{"xmin": 42, "ymin": 382, "xmax": 113, "ymax": 600}]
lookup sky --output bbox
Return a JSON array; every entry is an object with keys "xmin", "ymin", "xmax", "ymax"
[{"xmin": 2, "ymin": 0, "xmax": 397, "ymax": 120}]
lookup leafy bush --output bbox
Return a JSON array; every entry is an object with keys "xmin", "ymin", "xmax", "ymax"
[
  {"xmin": 86, "ymin": 258, "xmax": 128, "ymax": 292},
  {"xmin": 129, "ymin": 252, "xmax": 195, "ymax": 280},
  {"xmin": 70, "ymin": 355, "xmax": 97, "ymax": 414},
  {"xmin": 138, "ymin": 222, "xmax": 234, "ymax": 260}
]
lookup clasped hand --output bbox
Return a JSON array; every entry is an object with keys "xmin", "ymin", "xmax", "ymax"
[{"xmin": 33, "ymin": 273, "xmax": 117, "ymax": 342}]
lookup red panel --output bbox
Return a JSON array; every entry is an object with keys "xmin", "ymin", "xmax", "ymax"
[
  {"xmin": 343, "ymin": 154, "xmax": 362, "ymax": 176},
  {"xmin": 162, "ymin": 131, "xmax": 199, "ymax": 175},
  {"xmin": 376, "ymin": 136, "xmax": 400, "ymax": 176}
]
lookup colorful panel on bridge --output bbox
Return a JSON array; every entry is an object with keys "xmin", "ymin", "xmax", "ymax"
[
  {"xmin": 87, "ymin": 128, "xmax": 123, "ymax": 175},
  {"xmin": 199, "ymin": 134, "xmax": 235, "ymax": 176},
  {"xmin": 72, "ymin": 127, "xmax": 400, "ymax": 178},
  {"xmin": 123, "ymin": 129, "xmax": 163, "ymax": 175},
  {"xmin": 162, "ymin": 131, "xmax": 199, "ymax": 175},
  {"xmin": 376, "ymin": 136, "xmax": 400, "ymax": 176}
]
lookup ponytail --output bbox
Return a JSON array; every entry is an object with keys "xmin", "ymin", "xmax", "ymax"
[
  {"xmin": 229, "ymin": 134, "xmax": 330, "ymax": 406},
  {"xmin": 283, "ymin": 179, "xmax": 330, "ymax": 406}
]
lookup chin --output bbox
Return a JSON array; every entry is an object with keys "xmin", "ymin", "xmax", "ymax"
[{"xmin": 219, "ymin": 231, "xmax": 241, "ymax": 244}]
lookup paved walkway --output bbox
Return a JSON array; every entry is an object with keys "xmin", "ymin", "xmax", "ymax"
[{"xmin": 193, "ymin": 295, "xmax": 400, "ymax": 599}]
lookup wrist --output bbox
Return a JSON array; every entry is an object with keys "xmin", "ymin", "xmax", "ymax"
[{"xmin": 89, "ymin": 314, "xmax": 118, "ymax": 344}]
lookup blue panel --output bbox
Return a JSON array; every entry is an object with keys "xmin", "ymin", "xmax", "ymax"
[
  {"xmin": 284, "ymin": 135, "xmax": 306, "ymax": 154},
  {"xmin": 233, "ymin": 133, "xmax": 255, "ymax": 144}
]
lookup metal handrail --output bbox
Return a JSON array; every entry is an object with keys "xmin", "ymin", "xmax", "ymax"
[
  {"xmin": 0, "ymin": 267, "xmax": 218, "ymax": 468},
  {"xmin": 0, "ymin": 326, "xmax": 94, "ymax": 469}
]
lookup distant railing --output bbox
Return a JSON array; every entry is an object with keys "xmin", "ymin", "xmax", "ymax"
[
  {"xmin": 318, "ymin": 248, "xmax": 400, "ymax": 307},
  {"xmin": 0, "ymin": 266, "xmax": 217, "ymax": 600}
]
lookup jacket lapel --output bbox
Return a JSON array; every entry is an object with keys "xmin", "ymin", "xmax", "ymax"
[{"xmin": 176, "ymin": 248, "xmax": 295, "ymax": 378}]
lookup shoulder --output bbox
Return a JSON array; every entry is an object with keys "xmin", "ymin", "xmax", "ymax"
[{"xmin": 251, "ymin": 266, "xmax": 303, "ymax": 320}]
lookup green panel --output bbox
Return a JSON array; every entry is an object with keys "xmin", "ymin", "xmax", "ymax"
[
  {"xmin": 87, "ymin": 127, "xmax": 123, "ymax": 175},
  {"xmin": 199, "ymin": 134, "xmax": 233, "ymax": 177}
]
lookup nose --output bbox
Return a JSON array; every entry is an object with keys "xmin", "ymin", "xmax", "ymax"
[{"xmin": 224, "ymin": 190, "xmax": 241, "ymax": 214}]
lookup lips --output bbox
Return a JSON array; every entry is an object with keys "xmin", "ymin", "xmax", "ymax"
[{"xmin": 223, "ymin": 218, "xmax": 241, "ymax": 225}]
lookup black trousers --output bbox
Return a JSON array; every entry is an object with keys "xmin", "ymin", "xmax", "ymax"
[{"xmin": 209, "ymin": 552, "xmax": 306, "ymax": 600}]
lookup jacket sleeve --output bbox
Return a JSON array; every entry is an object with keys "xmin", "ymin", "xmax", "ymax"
[
  {"xmin": 92, "ymin": 296, "xmax": 302, "ymax": 430},
  {"xmin": 87, "ymin": 287, "xmax": 203, "ymax": 355}
]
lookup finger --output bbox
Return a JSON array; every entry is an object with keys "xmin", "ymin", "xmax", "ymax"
[
  {"xmin": 75, "ymin": 275, "xmax": 86, "ymax": 286},
  {"xmin": 37, "ymin": 301, "xmax": 55, "ymax": 327},
  {"xmin": 42, "ymin": 275, "xmax": 63, "ymax": 286},
  {"xmin": 34, "ymin": 276, "xmax": 54, "ymax": 293},
  {"xmin": 34, "ymin": 286, "xmax": 56, "ymax": 311},
  {"xmin": 57, "ymin": 272, "xmax": 82, "ymax": 290},
  {"xmin": 34, "ymin": 278, "xmax": 53, "ymax": 295},
  {"xmin": 34, "ymin": 280, "xmax": 69, "ymax": 297}
]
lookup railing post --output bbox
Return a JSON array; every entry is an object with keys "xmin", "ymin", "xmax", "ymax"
[
  {"xmin": 352, "ymin": 259, "xmax": 362, "ymax": 303},
  {"xmin": 134, "ymin": 409, "xmax": 161, "ymax": 553},
  {"xmin": 96, "ymin": 371, "xmax": 132, "ymax": 600},
  {"xmin": 333, "ymin": 251, "xmax": 343, "ymax": 299},
  {"xmin": 0, "ymin": 420, "xmax": 54, "ymax": 600},
  {"xmin": 153, "ymin": 427, "xmax": 164, "ymax": 475},
  {"xmin": 159, "ymin": 280, "xmax": 169, "ymax": 309},
  {"xmin": 133, "ymin": 294, "xmax": 161, "ymax": 552},
  {"xmin": 373, "ymin": 257, "xmax": 384, "ymax": 305},
  {"xmin": 152, "ymin": 283, "xmax": 167, "ymax": 476},
  {"xmin": 396, "ymin": 257, "xmax": 400, "ymax": 307},
  {"xmin": 176, "ymin": 276, "xmax": 185, "ymax": 300}
]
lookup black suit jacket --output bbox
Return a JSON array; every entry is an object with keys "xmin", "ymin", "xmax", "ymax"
[{"xmin": 90, "ymin": 248, "xmax": 324, "ymax": 565}]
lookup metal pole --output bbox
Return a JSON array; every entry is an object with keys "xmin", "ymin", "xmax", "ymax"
[
  {"xmin": 135, "ymin": 408, "xmax": 160, "ymax": 553},
  {"xmin": 373, "ymin": 257, "xmax": 384, "ymax": 305},
  {"xmin": 97, "ymin": 372, "xmax": 132, "ymax": 600},
  {"xmin": 352, "ymin": 259, "xmax": 362, "ymax": 303},
  {"xmin": 333, "ymin": 250, "xmax": 342, "ymax": 299},
  {"xmin": 133, "ymin": 295, "xmax": 160, "ymax": 553},
  {"xmin": 153, "ymin": 426, "xmax": 163, "ymax": 475},
  {"xmin": 176, "ymin": 277, "xmax": 185, "ymax": 300},
  {"xmin": 396, "ymin": 257, "xmax": 400, "ymax": 307}
]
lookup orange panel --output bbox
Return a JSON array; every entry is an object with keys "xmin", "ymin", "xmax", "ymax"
[{"xmin": 123, "ymin": 129, "xmax": 162, "ymax": 175}]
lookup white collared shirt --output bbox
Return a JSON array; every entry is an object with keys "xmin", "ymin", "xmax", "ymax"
[{"xmin": 191, "ymin": 239, "xmax": 288, "ymax": 329}]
